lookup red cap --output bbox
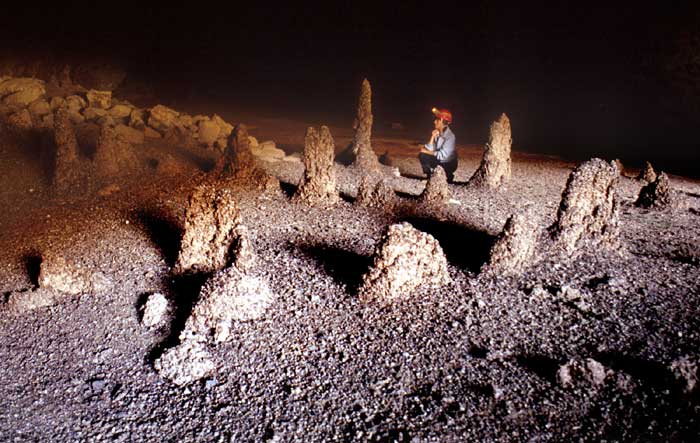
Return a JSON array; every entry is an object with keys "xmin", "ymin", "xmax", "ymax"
[{"xmin": 431, "ymin": 107, "xmax": 453, "ymax": 123}]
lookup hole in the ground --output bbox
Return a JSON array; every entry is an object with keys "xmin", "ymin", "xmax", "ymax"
[
  {"xmin": 400, "ymin": 217, "xmax": 496, "ymax": 272},
  {"xmin": 516, "ymin": 354, "xmax": 561, "ymax": 383},
  {"xmin": 297, "ymin": 244, "xmax": 373, "ymax": 294},
  {"xmin": 22, "ymin": 251, "xmax": 43, "ymax": 287},
  {"xmin": 147, "ymin": 272, "xmax": 210, "ymax": 363},
  {"xmin": 279, "ymin": 181, "xmax": 297, "ymax": 199}
]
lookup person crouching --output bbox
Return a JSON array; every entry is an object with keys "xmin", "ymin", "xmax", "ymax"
[{"xmin": 419, "ymin": 107, "xmax": 457, "ymax": 183}]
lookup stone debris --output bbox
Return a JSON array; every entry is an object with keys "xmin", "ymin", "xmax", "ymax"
[
  {"xmin": 141, "ymin": 293, "xmax": 173, "ymax": 328},
  {"xmin": 351, "ymin": 78, "xmax": 380, "ymax": 173},
  {"xmin": 197, "ymin": 118, "xmax": 220, "ymax": 147},
  {"xmin": 148, "ymin": 104, "xmax": 180, "ymax": 133},
  {"xmin": 483, "ymin": 211, "xmax": 539, "ymax": 275},
  {"xmin": 355, "ymin": 174, "xmax": 398, "ymax": 210},
  {"xmin": 156, "ymin": 236, "xmax": 275, "ymax": 385},
  {"xmin": 293, "ymin": 126, "xmax": 338, "ymax": 206},
  {"xmin": 231, "ymin": 226, "xmax": 257, "ymax": 274},
  {"xmin": 2, "ymin": 288, "xmax": 60, "ymax": 314},
  {"xmin": 212, "ymin": 123, "xmax": 275, "ymax": 190},
  {"xmin": 359, "ymin": 222, "xmax": 450, "ymax": 303},
  {"xmin": 174, "ymin": 184, "xmax": 241, "ymax": 274},
  {"xmin": 252, "ymin": 140, "xmax": 286, "ymax": 162},
  {"xmin": 7, "ymin": 109, "xmax": 33, "ymax": 131},
  {"xmin": 468, "ymin": 113, "xmax": 512, "ymax": 188},
  {"xmin": 93, "ymin": 123, "xmax": 137, "ymax": 180},
  {"xmin": 0, "ymin": 77, "xmax": 46, "ymax": 107},
  {"xmin": 38, "ymin": 255, "xmax": 110, "ymax": 295},
  {"xmin": 52, "ymin": 107, "xmax": 81, "ymax": 193},
  {"xmin": 670, "ymin": 355, "xmax": 699, "ymax": 393},
  {"xmin": 637, "ymin": 161, "xmax": 657, "ymax": 182},
  {"xmin": 154, "ymin": 340, "xmax": 216, "ymax": 386},
  {"xmin": 180, "ymin": 265, "xmax": 275, "ymax": 344},
  {"xmin": 636, "ymin": 172, "xmax": 673, "ymax": 209},
  {"xmin": 86, "ymin": 90, "xmax": 112, "ymax": 110},
  {"xmin": 558, "ymin": 358, "xmax": 611, "ymax": 389},
  {"xmin": 549, "ymin": 158, "xmax": 620, "ymax": 254},
  {"xmin": 418, "ymin": 165, "xmax": 450, "ymax": 208}
]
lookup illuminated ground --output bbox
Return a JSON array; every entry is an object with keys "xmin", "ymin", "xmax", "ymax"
[{"xmin": 1, "ymin": 105, "xmax": 699, "ymax": 441}]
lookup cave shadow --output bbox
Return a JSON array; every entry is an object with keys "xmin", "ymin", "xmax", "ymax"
[
  {"xmin": 335, "ymin": 142, "xmax": 355, "ymax": 166},
  {"xmin": 132, "ymin": 208, "xmax": 183, "ymax": 267},
  {"xmin": 595, "ymin": 352, "xmax": 678, "ymax": 390},
  {"xmin": 22, "ymin": 251, "xmax": 43, "ymax": 288},
  {"xmin": 297, "ymin": 244, "xmax": 373, "ymax": 294},
  {"xmin": 516, "ymin": 354, "xmax": 562, "ymax": 383},
  {"xmin": 146, "ymin": 271, "xmax": 211, "ymax": 363},
  {"xmin": 279, "ymin": 181, "xmax": 298, "ymax": 199},
  {"xmin": 399, "ymin": 217, "xmax": 496, "ymax": 273}
]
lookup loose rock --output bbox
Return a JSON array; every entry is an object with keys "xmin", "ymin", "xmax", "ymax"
[{"xmin": 141, "ymin": 293, "xmax": 173, "ymax": 328}]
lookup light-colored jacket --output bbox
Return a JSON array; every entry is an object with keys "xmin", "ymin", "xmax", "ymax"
[{"xmin": 424, "ymin": 127, "xmax": 457, "ymax": 163}]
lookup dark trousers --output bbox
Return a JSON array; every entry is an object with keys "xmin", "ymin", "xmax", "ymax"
[{"xmin": 419, "ymin": 153, "xmax": 458, "ymax": 183}]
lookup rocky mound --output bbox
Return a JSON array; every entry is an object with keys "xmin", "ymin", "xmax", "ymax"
[
  {"xmin": 359, "ymin": 222, "xmax": 450, "ymax": 303},
  {"xmin": 468, "ymin": 113, "xmax": 512, "ymax": 189},
  {"xmin": 293, "ymin": 126, "xmax": 338, "ymax": 206},
  {"xmin": 636, "ymin": 172, "xmax": 673, "ymax": 209}
]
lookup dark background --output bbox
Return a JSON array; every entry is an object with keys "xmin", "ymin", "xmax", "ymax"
[{"xmin": 2, "ymin": 1, "xmax": 699, "ymax": 176}]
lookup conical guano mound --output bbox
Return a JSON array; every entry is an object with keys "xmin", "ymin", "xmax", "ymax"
[
  {"xmin": 637, "ymin": 161, "xmax": 657, "ymax": 183},
  {"xmin": 351, "ymin": 78, "xmax": 380, "ymax": 172},
  {"xmin": 468, "ymin": 113, "xmax": 512, "ymax": 188},
  {"xmin": 293, "ymin": 126, "xmax": 338, "ymax": 206},
  {"xmin": 174, "ymin": 184, "xmax": 241, "ymax": 274},
  {"xmin": 549, "ymin": 158, "xmax": 620, "ymax": 254},
  {"xmin": 52, "ymin": 107, "xmax": 81, "ymax": 193},
  {"xmin": 636, "ymin": 172, "xmax": 673, "ymax": 209},
  {"xmin": 212, "ymin": 123, "xmax": 274, "ymax": 189},
  {"xmin": 156, "ymin": 232, "xmax": 275, "ymax": 386},
  {"xmin": 359, "ymin": 222, "xmax": 450, "ymax": 302},
  {"xmin": 483, "ymin": 211, "xmax": 539, "ymax": 275},
  {"xmin": 419, "ymin": 165, "xmax": 450, "ymax": 208},
  {"xmin": 94, "ymin": 123, "xmax": 136, "ymax": 180},
  {"xmin": 355, "ymin": 174, "xmax": 398, "ymax": 210}
]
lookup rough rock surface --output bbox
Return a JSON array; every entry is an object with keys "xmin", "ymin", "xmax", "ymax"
[
  {"xmin": 0, "ymin": 77, "xmax": 46, "ymax": 106},
  {"xmin": 638, "ymin": 161, "xmax": 657, "ymax": 182},
  {"xmin": 483, "ymin": 211, "xmax": 539, "ymax": 275},
  {"xmin": 670, "ymin": 355, "xmax": 699, "ymax": 393},
  {"xmin": 141, "ymin": 293, "xmax": 172, "ymax": 328},
  {"xmin": 355, "ymin": 174, "xmax": 397, "ymax": 210},
  {"xmin": 38, "ymin": 255, "xmax": 109, "ymax": 295},
  {"xmin": 293, "ymin": 126, "xmax": 338, "ymax": 206},
  {"xmin": 148, "ymin": 104, "xmax": 180, "ymax": 133},
  {"xmin": 549, "ymin": 158, "xmax": 620, "ymax": 254},
  {"xmin": 153, "ymin": 340, "xmax": 215, "ymax": 386},
  {"xmin": 558, "ymin": 358, "xmax": 611, "ymax": 389},
  {"xmin": 359, "ymin": 223, "xmax": 450, "ymax": 302},
  {"xmin": 2, "ymin": 288, "xmax": 59, "ymax": 313},
  {"xmin": 181, "ymin": 265, "xmax": 275, "ymax": 344},
  {"xmin": 197, "ymin": 118, "xmax": 220, "ymax": 146},
  {"xmin": 351, "ymin": 79, "xmax": 380, "ymax": 172},
  {"xmin": 174, "ymin": 185, "xmax": 241, "ymax": 274},
  {"xmin": 86, "ymin": 90, "xmax": 112, "ymax": 110},
  {"xmin": 212, "ymin": 124, "xmax": 274, "ymax": 189},
  {"xmin": 93, "ymin": 123, "xmax": 137, "ymax": 179},
  {"xmin": 468, "ymin": 113, "xmax": 512, "ymax": 188},
  {"xmin": 636, "ymin": 172, "xmax": 673, "ymax": 209},
  {"xmin": 7, "ymin": 109, "xmax": 33, "ymax": 130},
  {"xmin": 52, "ymin": 107, "xmax": 81, "ymax": 193},
  {"xmin": 418, "ymin": 165, "xmax": 450, "ymax": 208}
]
